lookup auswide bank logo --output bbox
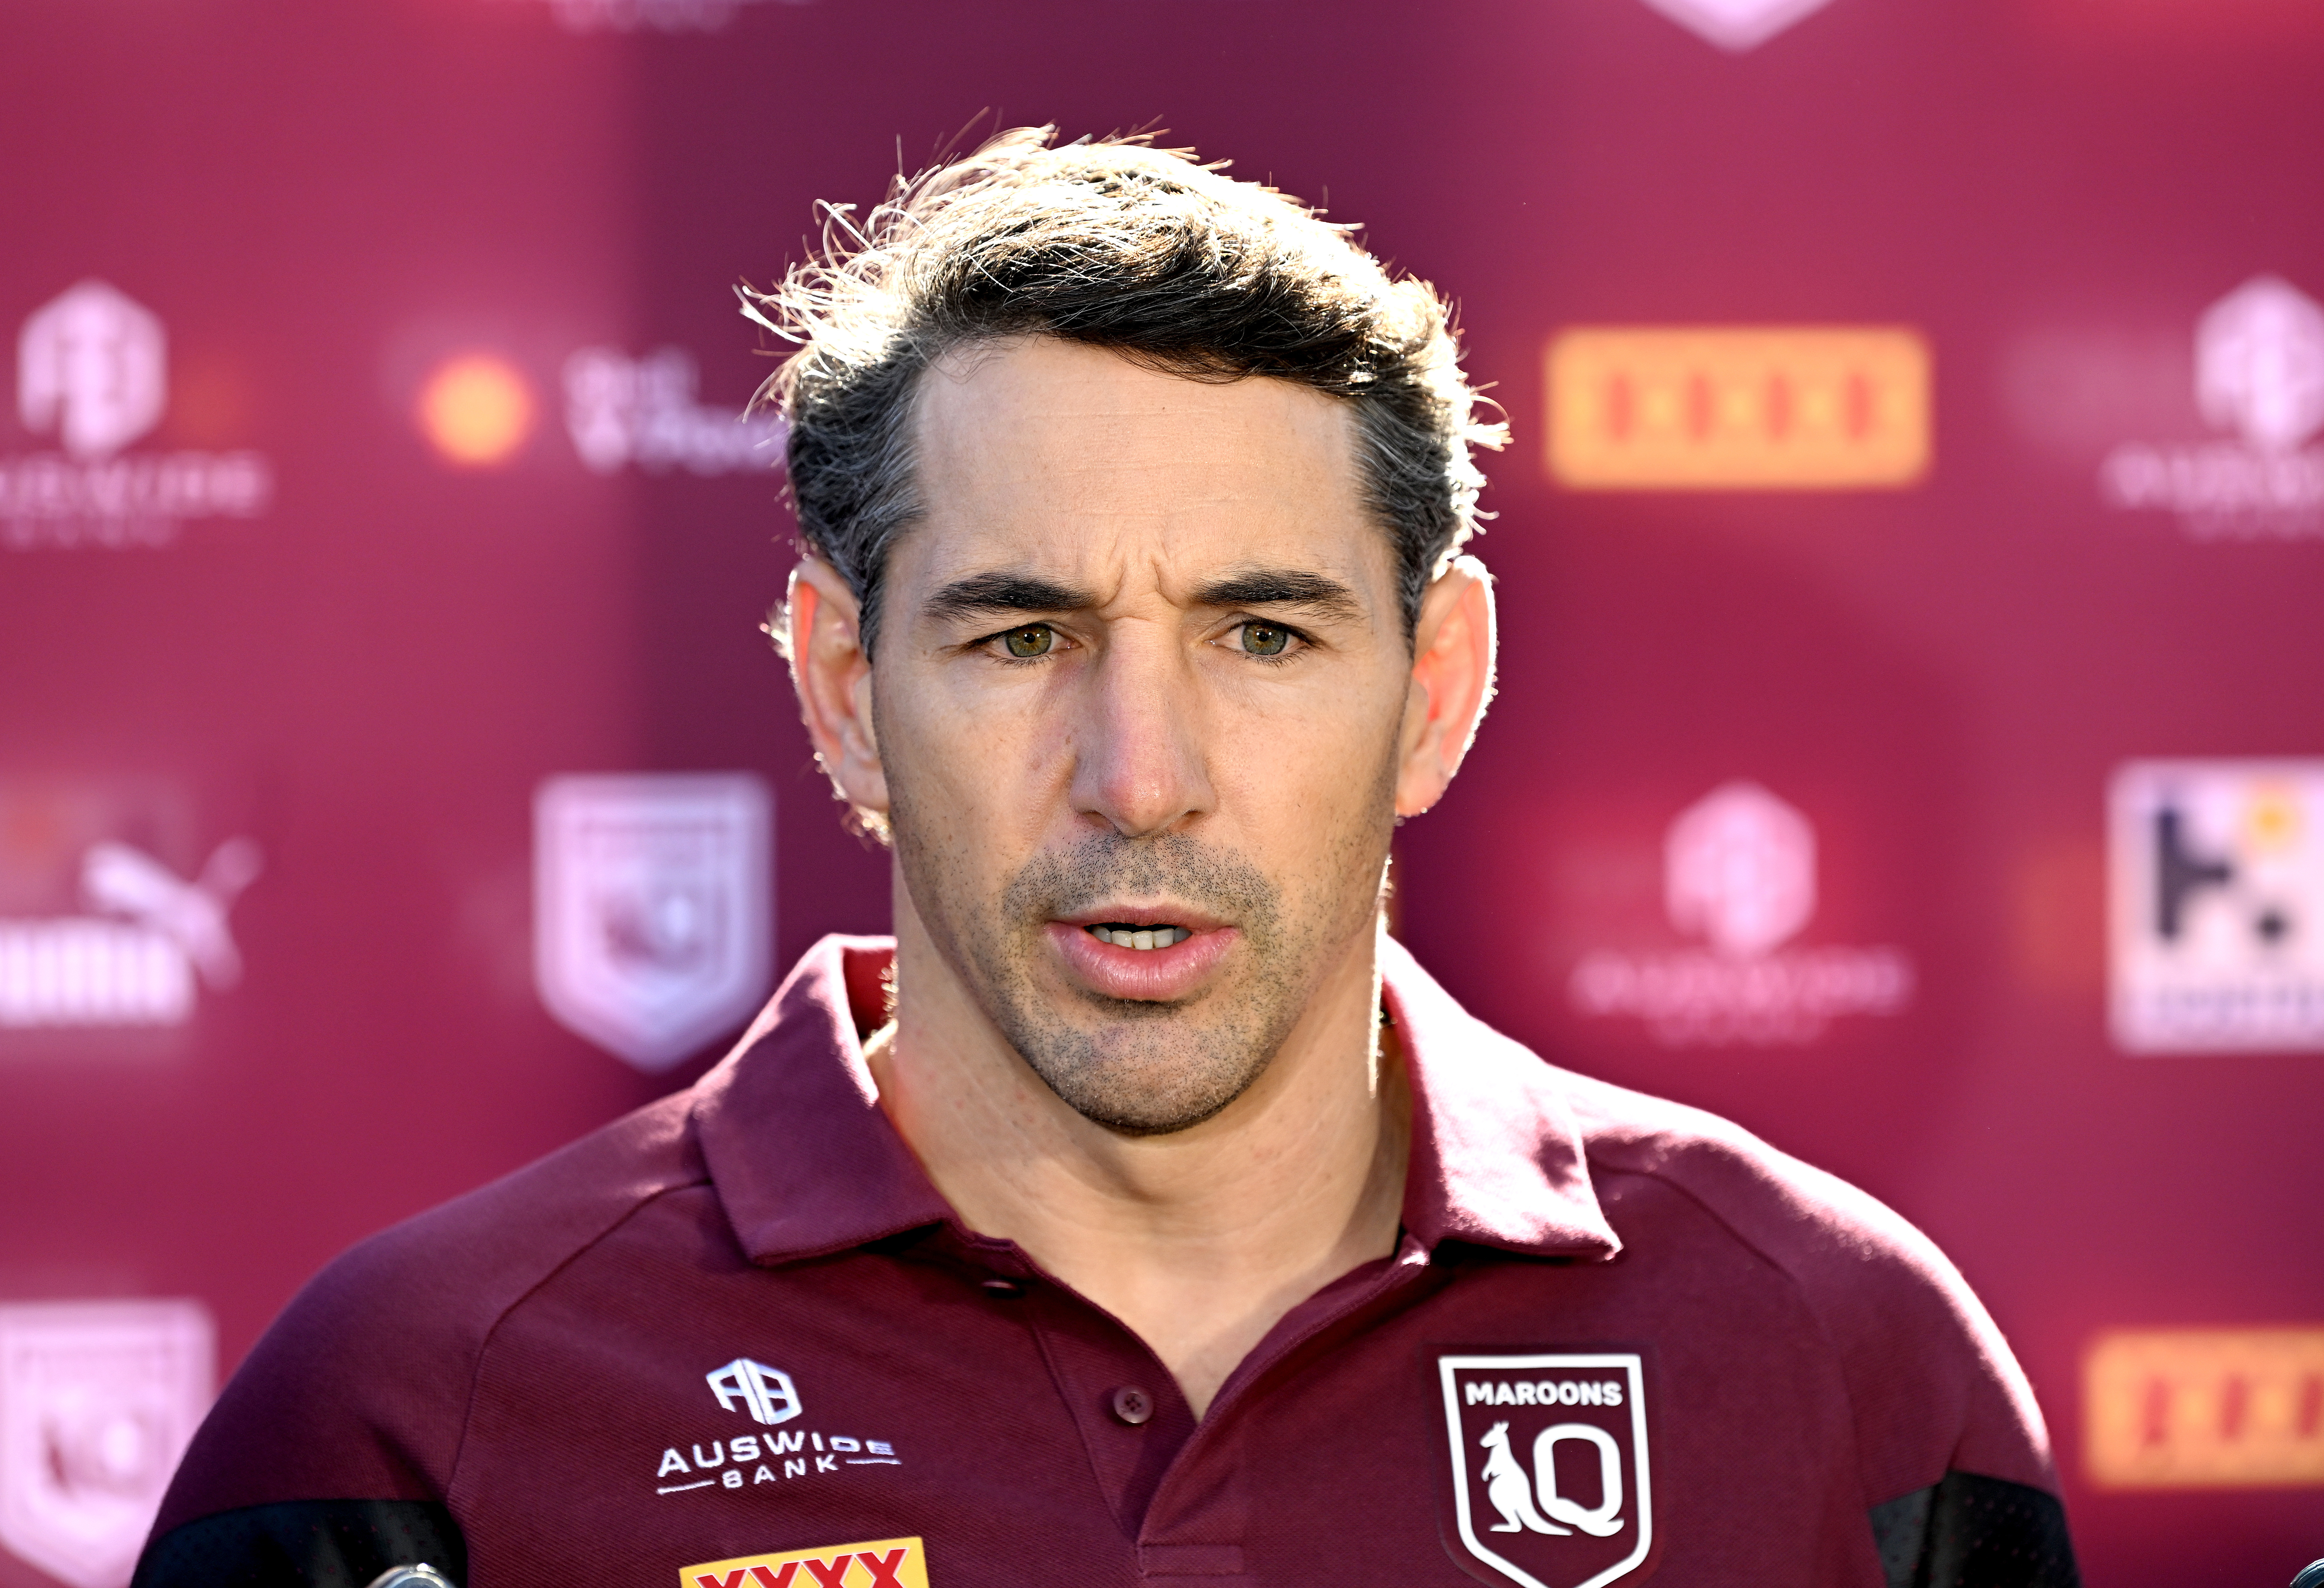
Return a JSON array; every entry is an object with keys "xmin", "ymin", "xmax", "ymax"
[
  {"xmin": 2100, "ymin": 276, "xmax": 2324, "ymax": 538},
  {"xmin": 706, "ymin": 1359, "xmax": 800, "ymax": 1426},
  {"xmin": 2109, "ymin": 760, "xmax": 2324, "ymax": 1053},
  {"xmin": 1, "ymin": 839, "xmax": 261, "ymax": 1029},
  {"xmin": 3, "ymin": 282, "xmax": 272, "ymax": 550},
  {"xmin": 534, "ymin": 773, "xmax": 772, "ymax": 1072},
  {"xmin": 654, "ymin": 1357, "xmax": 900, "ymax": 1499},
  {"xmin": 1438, "ymin": 1355, "xmax": 1652, "ymax": 1588},
  {"xmin": 562, "ymin": 347, "xmax": 782, "ymax": 476},
  {"xmin": 0, "ymin": 1300, "xmax": 214, "ymax": 1588},
  {"xmin": 1567, "ymin": 781, "xmax": 1912, "ymax": 1045}
]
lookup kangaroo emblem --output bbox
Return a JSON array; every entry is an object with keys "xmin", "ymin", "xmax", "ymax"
[{"xmin": 1478, "ymin": 1421, "xmax": 1570, "ymax": 1535}]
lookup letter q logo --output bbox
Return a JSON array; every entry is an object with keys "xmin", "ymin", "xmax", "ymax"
[
  {"xmin": 705, "ymin": 1358, "xmax": 800, "ymax": 1426},
  {"xmin": 1533, "ymin": 1424, "xmax": 1625, "ymax": 1537},
  {"xmin": 18, "ymin": 281, "xmax": 166, "ymax": 461}
]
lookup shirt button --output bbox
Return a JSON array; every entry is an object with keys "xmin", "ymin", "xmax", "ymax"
[
  {"xmin": 979, "ymin": 1278, "xmax": 1025, "ymax": 1299},
  {"xmin": 1109, "ymin": 1385, "xmax": 1155, "ymax": 1426}
]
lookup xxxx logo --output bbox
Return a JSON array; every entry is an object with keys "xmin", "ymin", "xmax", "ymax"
[{"xmin": 681, "ymin": 1537, "xmax": 926, "ymax": 1588}]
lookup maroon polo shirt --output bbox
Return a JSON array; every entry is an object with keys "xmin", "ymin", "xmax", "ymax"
[{"xmin": 142, "ymin": 935, "xmax": 2073, "ymax": 1588}]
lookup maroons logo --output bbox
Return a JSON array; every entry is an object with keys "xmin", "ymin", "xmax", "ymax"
[{"xmin": 1437, "ymin": 1354, "xmax": 1652, "ymax": 1588}]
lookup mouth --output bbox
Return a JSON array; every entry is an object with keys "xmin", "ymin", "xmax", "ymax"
[
  {"xmin": 1045, "ymin": 908, "xmax": 1238, "ymax": 1002},
  {"xmin": 1082, "ymin": 922, "xmax": 1194, "ymax": 951}
]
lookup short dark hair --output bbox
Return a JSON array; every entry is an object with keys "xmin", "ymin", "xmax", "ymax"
[{"xmin": 745, "ymin": 127, "xmax": 1504, "ymax": 659}]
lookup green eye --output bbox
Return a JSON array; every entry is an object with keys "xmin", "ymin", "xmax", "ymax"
[
  {"xmin": 1002, "ymin": 625, "xmax": 1053, "ymax": 658},
  {"xmin": 1238, "ymin": 622, "xmax": 1289, "ymax": 656}
]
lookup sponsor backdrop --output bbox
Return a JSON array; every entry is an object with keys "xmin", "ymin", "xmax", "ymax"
[{"xmin": 1, "ymin": 1, "xmax": 2319, "ymax": 1583}]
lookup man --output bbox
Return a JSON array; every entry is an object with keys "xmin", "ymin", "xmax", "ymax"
[{"xmin": 140, "ymin": 130, "xmax": 2076, "ymax": 1588}]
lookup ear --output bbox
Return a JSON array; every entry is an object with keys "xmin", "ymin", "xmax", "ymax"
[
  {"xmin": 1394, "ymin": 555, "xmax": 1498, "ymax": 819},
  {"xmin": 786, "ymin": 557, "xmax": 890, "ymax": 818}
]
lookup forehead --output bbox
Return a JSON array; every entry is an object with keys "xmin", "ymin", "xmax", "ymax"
[{"xmin": 902, "ymin": 337, "xmax": 1385, "ymax": 596}]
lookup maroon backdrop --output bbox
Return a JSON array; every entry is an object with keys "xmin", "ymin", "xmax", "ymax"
[{"xmin": 3, "ymin": 2, "xmax": 2321, "ymax": 1585}]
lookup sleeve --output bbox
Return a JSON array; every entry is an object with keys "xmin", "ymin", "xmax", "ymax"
[
  {"xmin": 132, "ymin": 1501, "xmax": 466, "ymax": 1588},
  {"xmin": 1765, "ymin": 1166, "xmax": 2079, "ymax": 1588},
  {"xmin": 1594, "ymin": 1106, "xmax": 2082, "ymax": 1587},
  {"xmin": 1869, "ymin": 1471, "xmax": 2077, "ymax": 1588},
  {"xmin": 132, "ymin": 1224, "xmax": 487, "ymax": 1588},
  {"xmin": 133, "ymin": 1091, "xmax": 701, "ymax": 1588}
]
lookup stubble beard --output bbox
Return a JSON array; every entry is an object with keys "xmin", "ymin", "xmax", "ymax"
[{"xmin": 890, "ymin": 784, "xmax": 1396, "ymax": 1138}]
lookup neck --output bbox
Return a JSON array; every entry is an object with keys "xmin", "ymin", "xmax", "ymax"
[{"xmin": 864, "ymin": 885, "xmax": 1411, "ymax": 1420}]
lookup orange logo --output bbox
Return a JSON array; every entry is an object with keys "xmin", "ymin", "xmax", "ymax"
[
  {"xmin": 2085, "ymin": 1328, "xmax": 2324, "ymax": 1488},
  {"xmin": 682, "ymin": 1537, "xmax": 927, "ymax": 1588},
  {"xmin": 1546, "ymin": 327, "xmax": 1930, "ymax": 489}
]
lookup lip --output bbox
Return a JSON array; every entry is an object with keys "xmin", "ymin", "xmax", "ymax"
[
  {"xmin": 1051, "ymin": 901, "xmax": 1232, "ymax": 934},
  {"xmin": 1045, "ymin": 912, "xmax": 1239, "ymax": 1003}
]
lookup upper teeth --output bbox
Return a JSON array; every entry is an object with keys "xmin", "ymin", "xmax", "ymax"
[{"xmin": 1090, "ymin": 925, "xmax": 1189, "ymax": 950}]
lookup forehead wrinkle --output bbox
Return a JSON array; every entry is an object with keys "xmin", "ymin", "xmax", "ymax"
[{"xmin": 904, "ymin": 339, "xmax": 1383, "ymax": 626}]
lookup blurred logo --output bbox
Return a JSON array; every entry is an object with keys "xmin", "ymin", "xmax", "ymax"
[
  {"xmin": 19, "ymin": 283, "xmax": 164, "ymax": 460},
  {"xmin": 534, "ymin": 773, "xmax": 772, "ymax": 1071},
  {"xmin": 0, "ymin": 1300, "xmax": 214, "ymax": 1588},
  {"xmin": 1437, "ymin": 1355, "xmax": 1652, "ymax": 1588},
  {"xmin": 1634, "ymin": 0, "xmax": 1837, "ymax": 51},
  {"xmin": 1568, "ymin": 781, "xmax": 1912, "ymax": 1045},
  {"xmin": 2109, "ymin": 760, "xmax": 2324, "ymax": 1053},
  {"xmin": 417, "ymin": 352, "xmax": 536, "ymax": 468},
  {"xmin": 498, "ymin": 0, "xmax": 783, "ymax": 35},
  {"xmin": 2084, "ymin": 1327, "xmax": 2324, "ymax": 1489},
  {"xmin": 0, "ymin": 839, "xmax": 261, "ymax": 1029},
  {"xmin": 2100, "ymin": 276, "xmax": 2324, "ymax": 537},
  {"xmin": 4, "ymin": 282, "xmax": 273, "ymax": 550},
  {"xmin": 1547, "ymin": 327, "xmax": 1929, "ymax": 489},
  {"xmin": 681, "ymin": 1538, "xmax": 928, "ymax": 1588},
  {"xmin": 562, "ymin": 347, "xmax": 782, "ymax": 476}
]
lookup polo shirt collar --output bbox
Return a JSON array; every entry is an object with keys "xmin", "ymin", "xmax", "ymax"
[
  {"xmin": 1379, "ymin": 933, "xmax": 1620, "ymax": 1261},
  {"xmin": 694, "ymin": 933, "xmax": 1619, "ymax": 1268},
  {"xmin": 693, "ymin": 936, "xmax": 954, "ymax": 1264}
]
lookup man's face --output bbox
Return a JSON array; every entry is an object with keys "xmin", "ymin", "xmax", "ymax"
[{"xmin": 872, "ymin": 337, "xmax": 1413, "ymax": 1135}]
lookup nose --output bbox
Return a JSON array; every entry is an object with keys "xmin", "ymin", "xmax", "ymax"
[{"xmin": 1067, "ymin": 626, "xmax": 1216, "ymax": 840}]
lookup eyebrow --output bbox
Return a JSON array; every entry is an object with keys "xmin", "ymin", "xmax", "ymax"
[
  {"xmin": 922, "ymin": 572, "xmax": 1096, "ymax": 625},
  {"xmin": 1194, "ymin": 568, "xmax": 1365, "ymax": 624},
  {"xmin": 919, "ymin": 565, "xmax": 1367, "ymax": 627}
]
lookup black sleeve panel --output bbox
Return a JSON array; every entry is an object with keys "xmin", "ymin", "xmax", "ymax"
[
  {"xmin": 1870, "ymin": 1471, "xmax": 2079, "ymax": 1588},
  {"xmin": 131, "ymin": 1500, "xmax": 467, "ymax": 1588}
]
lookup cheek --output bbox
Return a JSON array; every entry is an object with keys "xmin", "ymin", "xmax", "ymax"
[
  {"xmin": 878, "ymin": 671, "xmax": 1071, "ymax": 845},
  {"xmin": 1216, "ymin": 695, "xmax": 1401, "ymax": 862}
]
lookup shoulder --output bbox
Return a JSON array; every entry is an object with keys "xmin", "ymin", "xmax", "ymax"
[
  {"xmin": 1553, "ymin": 1064, "xmax": 1949, "ymax": 1300},
  {"xmin": 155, "ymin": 1090, "xmax": 709, "ymax": 1530},
  {"xmin": 345, "ymin": 1080, "xmax": 711, "ymax": 1327},
  {"xmin": 1549, "ymin": 1064, "xmax": 2057, "ymax": 1502}
]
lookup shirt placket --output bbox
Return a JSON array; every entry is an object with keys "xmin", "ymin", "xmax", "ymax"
[{"xmin": 958, "ymin": 1227, "xmax": 1443, "ymax": 1586}]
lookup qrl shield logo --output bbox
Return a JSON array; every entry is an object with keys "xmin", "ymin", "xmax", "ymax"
[
  {"xmin": 1439, "ymin": 1355, "xmax": 1652, "ymax": 1588},
  {"xmin": 0, "ymin": 1301, "xmax": 214, "ymax": 1588},
  {"xmin": 533, "ymin": 773, "xmax": 772, "ymax": 1072}
]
